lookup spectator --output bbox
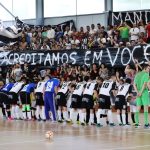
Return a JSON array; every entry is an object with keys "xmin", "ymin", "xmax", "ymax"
[
  {"xmin": 71, "ymin": 35, "xmax": 80, "ymax": 49},
  {"xmin": 145, "ymin": 21, "xmax": 150, "ymax": 43},
  {"xmin": 117, "ymin": 22, "xmax": 130, "ymax": 42},
  {"xmin": 129, "ymin": 24, "xmax": 140, "ymax": 42},
  {"xmin": 47, "ymin": 25, "xmax": 55, "ymax": 39},
  {"xmin": 90, "ymin": 24, "xmax": 97, "ymax": 35},
  {"xmin": 64, "ymin": 26, "xmax": 73, "ymax": 37},
  {"xmin": 41, "ymin": 41, "xmax": 50, "ymax": 50}
]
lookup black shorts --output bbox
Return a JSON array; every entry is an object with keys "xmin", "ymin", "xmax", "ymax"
[
  {"xmin": 115, "ymin": 95, "xmax": 127, "ymax": 110},
  {"xmin": 71, "ymin": 94, "xmax": 82, "ymax": 109},
  {"xmin": 56, "ymin": 92, "xmax": 67, "ymax": 107},
  {"xmin": 9, "ymin": 92, "xmax": 18, "ymax": 105},
  {"xmin": 98, "ymin": 94, "xmax": 111, "ymax": 109},
  {"xmin": 20, "ymin": 92, "xmax": 31, "ymax": 105},
  {"xmin": 35, "ymin": 92, "xmax": 44, "ymax": 106},
  {"xmin": 81, "ymin": 94, "xmax": 94, "ymax": 109},
  {"xmin": 0, "ymin": 91, "xmax": 10, "ymax": 105}
]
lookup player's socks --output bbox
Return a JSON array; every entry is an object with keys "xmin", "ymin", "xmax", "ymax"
[
  {"xmin": 57, "ymin": 110, "xmax": 62, "ymax": 121},
  {"xmin": 73, "ymin": 111, "xmax": 78, "ymax": 124},
  {"xmin": 89, "ymin": 113, "xmax": 94, "ymax": 125},
  {"xmin": 11, "ymin": 106, "xmax": 15, "ymax": 119},
  {"xmin": 135, "ymin": 111, "xmax": 139, "ymax": 125},
  {"xmin": 125, "ymin": 112, "xmax": 129, "ymax": 124},
  {"xmin": 22, "ymin": 111, "xmax": 26, "ymax": 120},
  {"xmin": 27, "ymin": 111, "xmax": 32, "ymax": 120},
  {"xmin": 144, "ymin": 112, "xmax": 149, "ymax": 125},
  {"xmin": 41, "ymin": 106, "xmax": 46, "ymax": 120},
  {"xmin": 131, "ymin": 113, "xmax": 135, "ymax": 123},
  {"xmin": 15, "ymin": 105, "xmax": 20, "ymax": 119},
  {"xmin": 81, "ymin": 112, "xmax": 86, "ymax": 124},
  {"xmin": 36, "ymin": 106, "xmax": 40, "ymax": 120},
  {"xmin": 122, "ymin": 114, "xmax": 126, "ymax": 125},
  {"xmin": 63, "ymin": 111, "xmax": 69, "ymax": 121},
  {"xmin": 117, "ymin": 114, "xmax": 122, "ymax": 125},
  {"xmin": 78, "ymin": 109, "xmax": 82, "ymax": 123},
  {"xmin": 108, "ymin": 110, "xmax": 113, "ymax": 124},
  {"xmin": 2, "ymin": 107, "xmax": 6, "ymax": 117}
]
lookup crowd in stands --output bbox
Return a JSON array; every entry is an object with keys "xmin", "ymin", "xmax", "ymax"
[{"xmin": 3, "ymin": 20, "xmax": 150, "ymax": 51}]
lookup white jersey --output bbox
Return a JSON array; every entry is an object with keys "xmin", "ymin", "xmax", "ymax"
[
  {"xmin": 83, "ymin": 81, "xmax": 97, "ymax": 96},
  {"xmin": 73, "ymin": 82, "xmax": 86, "ymax": 96},
  {"xmin": 35, "ymin": 81, "xmax": 46, "ymax": 93},
  {"xmin": 9, "ymin": 82, "xmax": 24, "ymax": 93},
  {"xmin": 99, "ymin": 80, "xmax": 114, "ymax": 96},
  {"xmin": 58, "ymin": 82, "xmax": 71, "ymax": 94},
  {"xmin": 117, "ymin": 83, "xmax": 131, "ymax": 97}
]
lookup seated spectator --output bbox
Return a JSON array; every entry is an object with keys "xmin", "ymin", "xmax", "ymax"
[
  {"xmin": 71, "ymin": 35, "xmax": 80, "ymax": 49},
  {"xmin": 41, "ymin": 41, "xmax": 50, "ymax": 50},
  {"xmin": 42, "ymin": 26, "xmax": 48, "ymax": 39}
]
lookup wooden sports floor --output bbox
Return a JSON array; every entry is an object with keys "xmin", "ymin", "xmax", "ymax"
[{"xmin": 0, "ymin": 114, "xmax": 150, "ymax": 150}]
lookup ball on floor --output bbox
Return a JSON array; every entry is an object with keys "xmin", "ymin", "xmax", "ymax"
[{"xmin": 45, "ymin": 131, "xmax": 54, "ymax": 140}]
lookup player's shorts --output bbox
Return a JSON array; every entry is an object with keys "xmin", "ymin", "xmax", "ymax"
[
  {"xmin": 115, "ymin": 95, "xmax": 127, "ymax": 110},
  {"xmin": 136, "ymin": 91, "xmax": 149, "ymax": 106},
  {"xmin": 98, "ymin": 94, "xmax": 111, "ymax": 109},
  {"xmin": 35, "ymin": 92, "xmax": 44, "ymax": 106},
  {"xmin": 81, "ymin": 94, "xmax": 94, "ymax": 109},
  {"xmin": 20, "ymin": 92, "xmax": 31, "ymax": 105},
  {"xmin": 9, "ymin": 92, "xmax": 18, "ymax": 105},
  {"xmin": 71, "ymin": 94, "xmax": 82, "ymax": 109},
  {"xmin": 0, "ymin": 91, "xmax": 10, "ymax": 105},
  {"xmin": 56, "ymin": 92, "xmax": 67, "ymax": 107}
]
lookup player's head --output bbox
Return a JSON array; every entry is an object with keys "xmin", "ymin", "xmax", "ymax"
[
  {"xmin": 143, "ymin": 64, "xmax": 150, "ymax": 73},
  {"xmin": 97, "ymin": 76, "xmax": 104, "ymax": 84},
  {"xmin": 77, "ymin": 76, "xmax": 83, "ymax": 82},
  {"xmin": 110, "ymin": 74, "xmax": 116, "ymax": 82},
  {"xmin": 125, "ymin": 78, "xmax": 131, "ymax": 84},
  {"xmin": 84, "ymin": 76, "xmax": 90, "ymax": 82},
  {"xmin": 21, "ymin": 77, "xmax": 27, "ymax": 84},
  {"xmin": 44, "ymin": 75, "xmax": 51, "ymax": 81}
]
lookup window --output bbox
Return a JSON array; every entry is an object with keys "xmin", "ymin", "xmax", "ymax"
[
  {"xmin": 0, "ymin": 0, "xmax": 35, "ymax": 21},
  {"xmin": 44, "ymin": 0, "xmax": 105, "ymax": 17},
  {"xmin": 113, "ymin": 0, "xmax": 150, "ymax": 11}
]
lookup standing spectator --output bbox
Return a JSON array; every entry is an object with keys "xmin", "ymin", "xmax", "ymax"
[
  {"xmin": 47, "ymin": 25, "xmax": 55, "ymax": 40},
  {"xmin": 117, "ymin": 22, "xmax": 130, "ymax": 43},
  {"xmin": 55, "ymin": 26, "xmax": 63, "ymax": 42},
  {"xmin": 145, "ymin": 21, "xmax": 150, "ymax": 43},
  {"xmin": 129, "ymin": 24, "xmax": 140, "ymax": 42},
  {"xmin": 90, "ymin": 24, "xmax": 97, "ymax": 35},
  {"xmin": 64, "ymin": 26, "xmax": 73, "ymax": 37},
  {"xmin": 42, "ymin": 27, "xmax": 48, "ymax": 40},
  {"xmin": 11, "ymin": 64, "xmax": 22, "ymax": 81},
  {"xmin": 97, "ymin": 23, "xmax": 101, "ymax": 34}
]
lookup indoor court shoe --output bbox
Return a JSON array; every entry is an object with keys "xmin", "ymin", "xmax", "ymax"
[
  {"xmin": 109, "ymin": 123, "xmax": 116, "ymax": 127},
  {"xmin": 90, "ymin": 123, "xmax": 96, "ymax": 126},
  {"xmin": 144, "ymin": 124, "xmax": 149, "ymax": 129},
  {"xmin": 97, "ymin": 124, "xmax": 103, "ymax": 127},
  {"xmin": 119, "ymin": 123, "xmax": 123, "ymax": 126},
  {"xmin": 81, "ymin": 122, "xmax": 86, "ymax": 126},
  {"xmin": 58, "ymin": 120, "xmax": 63, "ymax": 123},
  {"xmin": 7, "ymin": 117, "xmax": 13, "ymax": 121},
  {"xmin": 135, "ymin": 124, "xmax": 140, "ymax": 128}
]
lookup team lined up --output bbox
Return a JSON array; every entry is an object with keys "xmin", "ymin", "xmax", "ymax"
[{"xmin": 0, "ymin": 70, "xmax": 138, "ymax": 127}]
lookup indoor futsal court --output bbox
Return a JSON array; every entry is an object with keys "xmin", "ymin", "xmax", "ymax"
[{"xmin": 0, "ymin": 115, "xmax": 149, "ymax": 150}]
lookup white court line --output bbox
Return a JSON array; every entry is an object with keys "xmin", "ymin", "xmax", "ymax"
[
  {"xmin": 112, "ymin": 144, "xmax": 150, "ymax": 150},
  {"xmin": 0, "ymin": 132, "xmax": 116, "ymax": 147}
]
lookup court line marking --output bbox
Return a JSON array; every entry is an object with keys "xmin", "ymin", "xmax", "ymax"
[{"xmin": 111, "ymin": 144, "xmax": 150, "ymax": 150}]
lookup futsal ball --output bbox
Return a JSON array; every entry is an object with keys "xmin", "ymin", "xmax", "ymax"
[{"xmin": 45, "ymin": 131, "xmax": 54, "ymax": 139}]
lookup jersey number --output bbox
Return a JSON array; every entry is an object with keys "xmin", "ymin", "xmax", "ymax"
[
  {"xmin": 102, "ymin": 83, "xmax": 109, "ymax": 88},
  {"xmin": 76, "ymin": 84, "xmax": 81, "ymax": 90},
  {"xmin": 47, "ymin": 82, "xmax": 54, "ymax": 91},
  {"xmin": 86, "ymin": 83, "xmax": 91, "ymax": 89},
  {"xmin": 120, "ymin": 86, "xmax": 124, "ymax": 91}
]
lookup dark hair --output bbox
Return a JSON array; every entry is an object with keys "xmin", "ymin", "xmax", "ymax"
[
  {"xmin": 125, "ymin": 78, "xmax": 131, "ymax": 84},
  {"xmin": 84, "ymin": 76, "xmax": 90, "ymax": 82}
]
